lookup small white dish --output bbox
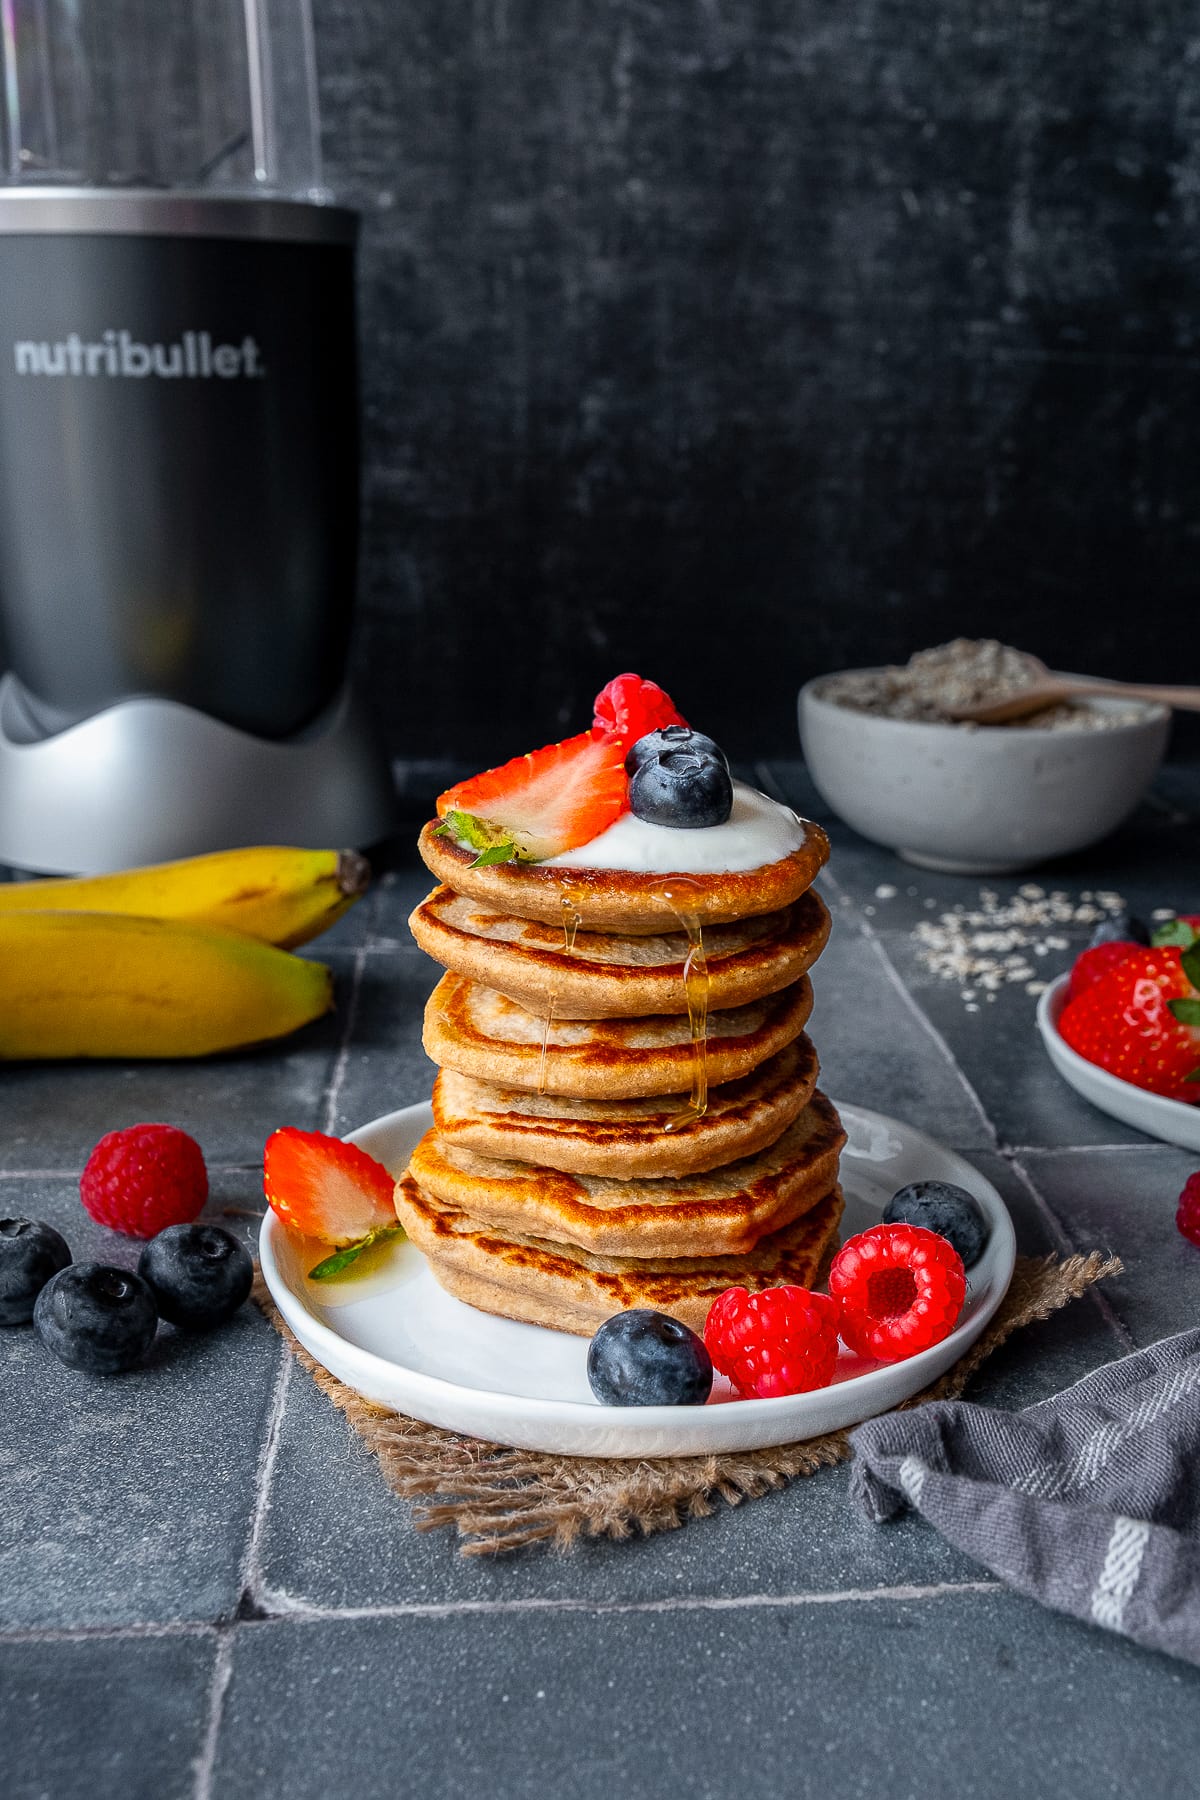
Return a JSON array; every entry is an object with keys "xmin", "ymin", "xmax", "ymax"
[
  {"xmin": 798, "ymin": 673, "xmax": 1169, "ymax": 874},
  {"xmin": 1037, "ymin": 973, "xmax": 1200, "ymax": 1152},
  {"xmin": 259, "ymin": 1098, "xmax": 1016, "ymax": 1458}
]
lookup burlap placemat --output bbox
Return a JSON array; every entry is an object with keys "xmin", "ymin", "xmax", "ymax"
[{"xmin": 253, "ymin": 1251, "xmax": 1119, "ymax": 1555}]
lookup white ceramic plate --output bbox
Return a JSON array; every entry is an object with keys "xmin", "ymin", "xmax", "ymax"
[
  {"xmin": 259, "ymin": 1099, "xmax": 1016, "ymax": 1458},
  {"xmin": 1037, "ymin": 973, "xmax": 1200, "ymax": 1153}
]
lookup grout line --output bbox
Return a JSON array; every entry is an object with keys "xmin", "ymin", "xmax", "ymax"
[
  {"xmin": 823, "ymin": 863, "xmax": 999, "ymax": 1149},
  {"xmin": 0, "ymin": 1619, "xmax": 218, "ymax": 1645},
  {"xmin": 998, "ymin": 1152, "xmax": 1076, "ymax": 1259},
  {"xmin": 751, "ymin": 761, "xmax": 796, "ymax": 806},
  {"xmin": 0, "ymin": 1162, "xmax": 309, "ymax": 1180},
  {"xmin": 320, "ymin": 945, "xmax": 369, "ymax": 1135},
  {"xmin": 752, "ymin": 762, "xmax": 836, "ymax": 831},
  {"xmin": 0, "ymin": 1170, "xmax": 252, "ymax": 1181},
  {"xmin": 1010, "ymin": 1142, "xmax": 1178, "ymax": 1157},
  {"xmin": 358, "ymin": 940, "xmax": 428, "ymax": 955},
  {"xmin": 192, "ymin": 1629, "xmax": 235, "ymax": 1800},
  {"xmin": 237, "ymin": 1344, "xmax": 293, "ymax": 1605},
  {"xmin": 234, "ymin": 1578, "xmax": 1004, "ymax": 1627},
  {"xmin": 0, "ymin": 1581, "xmax": 1004, "ymax": 1646},
  {"xmin": 0, "ymin": 1169, "xmax": 88, "ymax": 1180},
  {"xmin": 1006, "ymin": 1153, "xmax": 1136, "ymax": 1352}
]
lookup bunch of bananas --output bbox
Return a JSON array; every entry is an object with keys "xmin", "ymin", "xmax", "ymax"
[{"xmin": 0, "ymin": 846, "xmax": 370, "ymax": 1059}]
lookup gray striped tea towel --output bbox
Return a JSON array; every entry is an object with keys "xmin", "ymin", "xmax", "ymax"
[{"xmin": 849, "ymin": 1327, "xmax": 1200, "ymax": 1665}]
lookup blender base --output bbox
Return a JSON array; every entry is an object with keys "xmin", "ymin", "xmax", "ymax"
[{"xmin": 0, "ymin": 676, "xmax": 396, "ymax": 874}]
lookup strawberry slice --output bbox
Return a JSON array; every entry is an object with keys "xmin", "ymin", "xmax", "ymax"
[
  {"xmin": 1058, "ymin": 946, "xmax": 1200, "ymax": 1102},
  {"xmin": 436, "ymin": 729, "xmax": 628, "ymax": 863},
  {"xmin": 263, "ymin": 1128, "xmax": 397, "ymax": 1249},
  {"xmin": 593, "ymin": 673, "xmax": 686, "ymax": 747}
]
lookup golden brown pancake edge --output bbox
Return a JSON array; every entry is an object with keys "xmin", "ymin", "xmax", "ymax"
[{"xmin": 417, "ymin": 816, "xmax": 830, "ymax": 935}]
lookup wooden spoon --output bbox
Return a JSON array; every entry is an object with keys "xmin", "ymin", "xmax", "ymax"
[{"xmin": 945, "ymin": 658, "xmax": 1200, "ymax": 724}]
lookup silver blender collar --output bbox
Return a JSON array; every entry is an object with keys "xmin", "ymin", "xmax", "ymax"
[{"xmin": 0, "ymin": 188, "xmax": 357, "ymax": 246}]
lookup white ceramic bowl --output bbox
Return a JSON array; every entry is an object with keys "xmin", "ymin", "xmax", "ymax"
[
  {"xmin": 1037, "ymin": 973, "xmax": 1200, "ymax": 1152},
  {"xmin": 798, "ymin": 673, "xmax": 1170, "ymax": 874}
]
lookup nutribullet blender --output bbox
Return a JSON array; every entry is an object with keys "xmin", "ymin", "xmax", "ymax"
[{"xmin": 0, "ymin": 0, "xmax": 394, "ymax": 871}]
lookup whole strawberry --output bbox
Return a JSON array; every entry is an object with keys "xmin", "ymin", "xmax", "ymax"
[
  {"xmin": 704, "ymin": 1284, "xmax": 840, "ymax": 1398},
  {"xmin": 1176, "ymin": 1173, "xmax": 1200, "ymax": 1248},
  {"xmin": 1058, "ymin": 942, "xmax": 1200, "ymax": 1103},
  {"xmin": 81, "ymin": 1124, "xmax": 208, "ymax": 1238},
  {"xmin": 1066, "ymin": 941, "xmax": 1142, "ymax": 1005}
]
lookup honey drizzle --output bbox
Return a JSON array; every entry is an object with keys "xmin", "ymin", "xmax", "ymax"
[
  {"xmin": 660, "ymin": 881, "xmax": 710, "ymax": 1132},
  {"xmin": 537, "ymin": 892, "xmax": 583, "ymax": 1095}
]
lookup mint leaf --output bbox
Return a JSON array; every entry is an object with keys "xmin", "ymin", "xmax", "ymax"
[
  {"xmin": 1152, "ymin": 918, "xmax": 1198, "ymax": 949},
  {"xmin": 442, "ymin": 808, "xmax": 496, "ymax": 850},
  {"xmin": 1168, "ymin": 998, "xmax": 1200, "ymax": 1028},
  {"xmin": 1187, "ymin": 1067, "xmax": 1200, "ymax": 1084},
  {"xmin": 438, "ymin": 806, "xmax": 544, "ymax": 867},
  {"xmin": 471, "ymin": 842, "xmax": 519, "ymax": 867},
  {"xmin": 1182, "ymin": 942, "xmax": 1200, "ymax": 991},
  {"xmin": 308, "ymin": 1224, "xmax": 404, "ymax": 1282}
]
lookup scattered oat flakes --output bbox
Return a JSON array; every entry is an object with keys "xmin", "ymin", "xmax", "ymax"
[{"xmin": 909, "ymin": 884, "xmax": 1127, "ymax": 1009}]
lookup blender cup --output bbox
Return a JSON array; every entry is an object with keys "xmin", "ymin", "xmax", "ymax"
[{"xmin": 0, "ymin": 0, "xmax": 394, "ymax": 870}]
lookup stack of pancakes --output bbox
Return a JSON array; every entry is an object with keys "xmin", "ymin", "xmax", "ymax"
[{"xmin": 396, "ymin": 814, "xmax": 846, "ymax": 1336}]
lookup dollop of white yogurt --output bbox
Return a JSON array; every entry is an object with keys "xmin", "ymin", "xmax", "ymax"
[{"xmin": 540, "ymin": 781, "xmax": 809, "ymax": 873}]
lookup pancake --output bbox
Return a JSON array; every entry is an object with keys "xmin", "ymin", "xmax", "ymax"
[
  {"xmin": 423, "ymin": 971, "xmax": 815, "ymax": 1099},
  {"xmin": 417, "ymin": 816, "xmax": 829, "ymax": 935},
  {"xmin": 431, "ymin": 1037, "xmax": 820, "ymax": 1178},
  {"xmin": 406, "ymin": 1091, "xmax": 844, "ymax": 1257},
  {"xmin": 394, "ymin": 1175, "xmax": 845, "ymax": 1337},
  {"xmin": 408, "ymin": 886, "xmax": 830, "ymax": 1020}
]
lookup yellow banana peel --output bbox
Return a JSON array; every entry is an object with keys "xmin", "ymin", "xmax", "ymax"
[
  {"xmin": 0, "ymin": 911, "xmax": 334, "ymax": 1059},
  {"xmin": 0, "ymin": 845, "xmax": 370, "ymax": 948}
]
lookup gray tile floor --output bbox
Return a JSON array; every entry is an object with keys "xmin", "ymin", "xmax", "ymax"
[{"xmin": 4, "ymin": 761, "xmax": 1200, "ymax": 1798}]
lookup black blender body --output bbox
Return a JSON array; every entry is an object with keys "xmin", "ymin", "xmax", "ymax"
[
  {"xmin": 0, "ymin": 1, "xmax": 394, "ymax": 870},
  {"xmin": 0, "ymin": 193, "xmax": 359, "ymax": 739}
]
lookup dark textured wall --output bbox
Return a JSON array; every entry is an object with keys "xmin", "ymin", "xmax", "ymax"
[{"xmin": 314, "ymin": 0, "xmax": 1200, "ymax": 762}]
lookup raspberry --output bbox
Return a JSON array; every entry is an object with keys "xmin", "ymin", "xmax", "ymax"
[
  {"xmin": 592, "ymin": 673, "xmax": 686, "ymax": 747},
  {"xmin": 80, "ymin": 1124, "xmax": 208, "ymax": 1239},
  {"xmin": 829, "ymin": 1223, "xmax": 965, "ymax": 1363},
  {"xmin": 1176, "ymin": 1173, "xmax": 1200, "ymax": 1248},
  {"xmin": 703, "ymin": 1284, "xmax": 840, "ymax": 1398}
]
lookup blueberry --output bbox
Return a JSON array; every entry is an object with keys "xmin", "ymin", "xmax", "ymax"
[
  {"xmin": 587, "ymin": 1309, "xmax": 713, "ymax": 1406},
  {"xmin": 1089, "ymin": 911, "xmax": 1149, "ymax": 948},
  {"xmin": 0, "ymin": 1219, "xmax": 71, "ymax": 1325},
  {"xmin": 883, "ymin": 1181, "xmax": 989, "ymax": 1269},
  {"xmin": 33, "ymin": 1263, "xmax": 158, "ymax": 1374},
  {"xmin": 624, "ymin": 726, "xmax": 729, "ymax": 778},
  {"xmin": 629, "ymin": 745, "xmax": 733, "ymax": 829},
  {"xmin": 138, "ymin": 1224, "xmax": 253, "ymax": 1331}
]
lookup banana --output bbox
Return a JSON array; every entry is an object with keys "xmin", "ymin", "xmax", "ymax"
[
  {"xmin": 0, "ymin": 912, "xmax": 334, "ymax": 1059},
  {"xmin": 0, "ymin": 846, "xmax": 370, "ymax": 948}
]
